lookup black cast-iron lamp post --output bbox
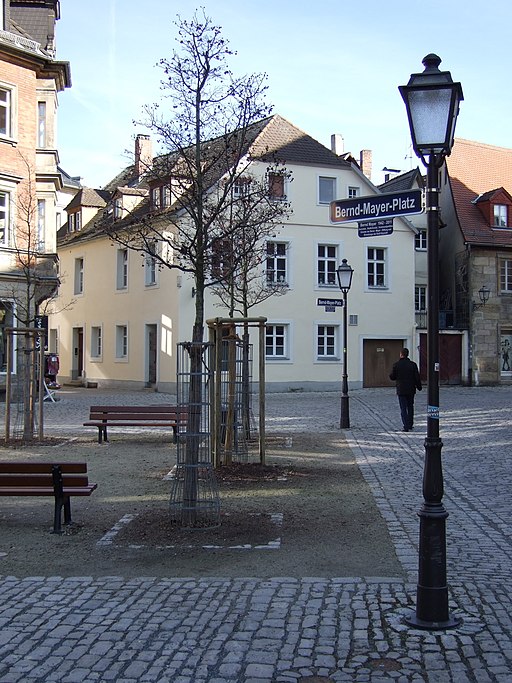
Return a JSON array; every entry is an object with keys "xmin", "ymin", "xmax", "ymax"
[
  {"xmin": 399, "ymin": 54, "xmax": 463, "ymax": 630},
  {"xmin": 337, "ymin": 258, "xmax": 354, "ymax": 429}
]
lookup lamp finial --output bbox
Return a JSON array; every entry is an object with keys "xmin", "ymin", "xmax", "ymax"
[{"xmin": 422, "ymin": 54, "xmax": 442, "ymax": 71}]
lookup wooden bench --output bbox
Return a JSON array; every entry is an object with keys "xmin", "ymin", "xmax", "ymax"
[
  {"xmin": 84, "ymin": 405, "xmax": 189, "ymax": 444},
  {"xmin": 0, "ymin": 462, "xmax": 97, "ymax": 534}
]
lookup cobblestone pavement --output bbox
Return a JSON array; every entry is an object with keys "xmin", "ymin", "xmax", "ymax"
[{"xmin": 1, "ymin": 385, "xmax": 512, "ymax": 682}]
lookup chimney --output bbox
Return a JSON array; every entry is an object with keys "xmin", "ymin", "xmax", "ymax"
[
  {"xmin": 135, "ymin": 134, "xmax": 152, "ymax": 179},
  {"xmin": 359, "ymin": 149, "xmax": 372, "ymax": 180},
  {"xmin": 331, "ymin": 134, "xmax": 344, "ymax": 156}
]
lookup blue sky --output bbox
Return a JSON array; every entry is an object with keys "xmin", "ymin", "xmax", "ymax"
[{"xmin": 56, "ymin": 0, "xmax": 512, "ymax": 189}]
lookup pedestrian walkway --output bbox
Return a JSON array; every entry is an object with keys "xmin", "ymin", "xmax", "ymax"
[{"xmin": 1, "ymin": 385, "xmax": 512, "ymax": 682}]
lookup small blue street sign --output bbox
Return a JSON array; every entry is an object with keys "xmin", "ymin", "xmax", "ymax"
[
  {"xmin": 317, "ymin": 298, "xmax": 343, "ymax": 308},
  {"xmin": 358, "ymin": 218, "xmax": 394, "ymax": 237}
]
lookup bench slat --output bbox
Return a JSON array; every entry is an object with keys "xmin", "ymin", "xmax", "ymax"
[
  {"xmin": 84, "ymin": 421, "xmax": 182, "ymax": 428},
  {"xmin": 86, "ymin": 414, "xmax": 184, "ymax": 422},
  {"xmin": 89, "ymin": 405, "xmax": 187, "ymax": 414},
  {"xmin": 0, "ymin": 475, "xmax": 90, "ymax": 487},
  {"xmin": 0, "ymin": 462, "xmax": 87, "ymax": 474},
  {"xmin": 0, "ymin": 485, "xmax": 97, "ymax": 496}
]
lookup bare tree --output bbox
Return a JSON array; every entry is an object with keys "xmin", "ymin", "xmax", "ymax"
[
  {"xmin": 209, "ymin": 168, "xmax": 292, "ymax": 317},
  {"xmin": 104, "ymin": 10, "xmax": 294, "ymax": 518},
  {"xmin": 2, "ymin": 156, "xmax": 55, "ymax": 439},
  {"xmin": 2, "ymin": 155, "xmax": 75, "ymax": 441}
]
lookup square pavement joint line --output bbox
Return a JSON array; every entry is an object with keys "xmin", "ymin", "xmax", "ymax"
[{"xmin": 96, "ymin": 512, "xmax": 283, "ymax": 550}]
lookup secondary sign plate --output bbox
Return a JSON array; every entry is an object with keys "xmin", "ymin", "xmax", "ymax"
[
  {"xmin": 358, "ymin": 218, "xmax": 394, "ymax": 237},
  {"xmin": 330, "ymin": 189, "xmax": 424, "ymax": 224}
]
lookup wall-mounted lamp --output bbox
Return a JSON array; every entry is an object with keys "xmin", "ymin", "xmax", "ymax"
[{"xmin": 473, "ymin": 285, "xmax": 490, "ymax": 311}]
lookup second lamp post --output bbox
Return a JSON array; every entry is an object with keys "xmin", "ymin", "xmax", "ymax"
[{"xmin": 337, "ymin": 258, "xmax": 354, "ymax": 429}]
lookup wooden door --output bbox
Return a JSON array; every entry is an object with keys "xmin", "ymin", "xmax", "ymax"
[
  {"xmin": 147, "ymin": 324, "xmax": 157, "ymax": 385},
  {"xmin": 363, "ymin": 339, "xmax": 404, "ymax": 387},
  {"xmin": 419, "ymin": 333, "xmax": 462, "ymax": 384}
]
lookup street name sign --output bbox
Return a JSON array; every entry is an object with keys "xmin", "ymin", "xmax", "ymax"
[
  {"xmin": 330, "ymin": 189, "xmax": 424, "ymax": 224},
  {"xmin": 317, "ymin": 297, "xmax": 343, "ymax": 312},
  {"xmin": 317, "ymin": 298, "xmax": 343, "ymax": 307}
]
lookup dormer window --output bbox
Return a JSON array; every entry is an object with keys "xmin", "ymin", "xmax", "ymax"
[
  {"xmin": 114, "ymin": 197, "xmax": 123, "ymax": 220},
  {"xmin": 494, "ymin": 204, "xmax": 508, "ymax": 228},
  {"xmin": 150, "ymin": 182, "xmax": 171, "ymax": 212},
  {"xmin": 474, "ymin": 188, "xmax": 512, "ymax": 229},
  {"xmin": 68, "ymin": 211, "xmax": 81, "ymax": 233}
]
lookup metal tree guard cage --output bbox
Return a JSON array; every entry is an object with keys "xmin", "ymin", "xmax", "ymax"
[
  {"xmin": 4, "ymin": 327, "xmax": 46, "ymax": 443},
  {"xmin": 207, "ymin": 317, "xmax": 266, "ymax": 468},
  {"xmin": 169, "ymin": 341, "xmax": 220, "ymax": 528}
]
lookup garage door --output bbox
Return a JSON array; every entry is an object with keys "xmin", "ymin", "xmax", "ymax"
[{"xmin": 363, "ymin": 339, "xmax": 404, "ymax": 387}]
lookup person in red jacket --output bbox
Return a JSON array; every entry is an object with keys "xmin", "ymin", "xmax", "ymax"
[{"xmin": 389, "ymin": 348, "xmax": 422, "ymax": 432}]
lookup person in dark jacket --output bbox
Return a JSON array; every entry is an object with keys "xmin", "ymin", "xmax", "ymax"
[{"xmin": 389, "ymin": 348, "xmax": 422, "ymax": 432}]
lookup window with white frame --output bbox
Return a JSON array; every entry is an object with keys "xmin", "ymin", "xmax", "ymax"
[
  {"xmin": 268, "ymin": 172, "xmax": 286, "ymax": 200},
  {"xmin": 211, "ymin": 237, "xmax": 233, "ymax": 281},
  {"xmin": 150, "ymin": 183, "xmax": 171, "ymax": 211},
  {"xmin": 266, "ymin": 241, "xmax": 288, "ymax": 285},
  {"xmin": 90, "ymin": 326, "xmax": 102, "ymax": 359},
  {"xmin": 115, "ymin": 324, "xmax": 128, "ymax": 359},
  {"xmin": 500, "ymin": 259, "xmax": 512, "ymax": 292},
  {"xmin": 37, "ymin": 101, "xmax": 46, "ymax": 147},
  {"xmin": 37, "ymin": 199, "xmax": 45, "ymax": 250},
  {"xmin": 317, "ymin": 244, "xmax": 338, "ymax": 286},
  {"xmin": 266, "ymin": 324, "xmax": 288, "ymax": 359},
  {"xmin": 367, "ymin": 247, "xmax": 387, "ymax": 288},
  {"xmin": 68, "ymin": 210, "xmax": 81, "ymax": 232},
  {"xmin": 145, "ymin": 242, "xmax": 158, "ymax": 286},
  {"xmin": 233, "ymin": 177, "xmax": 251, "ymax": 199},
  {"xmin": 317, "ymin": 324, "xmax": 339, "ymax": 360},
  {"xmin": 0, "ymin": 191, "xmax": 9, "ymax": 245},
  {"xmin": 415, "ymin": 285, "xmax": 427, "ymax": 311},
  {"xmin": 318, "ymin": 177, "xmax": 336, "ymax": 204},
  {"xmin": 415, "ymin": 229, "xmax": 427, "ymax": 250},
  {"xmin": 0, "ymin": 85, "xmax": 13, "ymax": 138},
  {"xmin": 116, "ymin": 248, "xmax": 128, "ymax": 289},
  {"xmin": 348, "ymin": 186, "xmax": 360, "ymax": 199},
  {"xmin": 494, "ymin": 204, "xmax": 508, "ymax": 228},
  {"xmin": 74, "ymin": 257, "xmax": 84, "ymax": 295}
]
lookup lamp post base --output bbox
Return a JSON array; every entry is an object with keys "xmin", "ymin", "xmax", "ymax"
[
  {"xmin": 405, "ymin": 612, "xmax": 461, "ymax": 631},
  {"xmin": 340, "ymin": 394, "xmax": 350, "ymax": 429}
]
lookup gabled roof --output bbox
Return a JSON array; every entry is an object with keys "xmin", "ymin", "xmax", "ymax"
[
  {"xmin": 447, "ymin": 138, "xmax": 512, "ymax": 246},
  {"xmin": 113, "ymin": 186, "xmax": 148, "ymax": 198},
  {"xmin": 65, "ymin": 188, "xmax": 111, "ymax": 212},
  {"xmin": 473, "ymin": 188, "xmax": 512, "ymax": 204},
  {"xmin": 250, "ymin": 115, "xmax": 352, "ymax": 169},
  {"xmin": 378, "ymin": 168, "xmax": 424, "ymax": 193},
  {"xmin": 59, "ymin": 114, "xmax": 356, "ymax": 247}
]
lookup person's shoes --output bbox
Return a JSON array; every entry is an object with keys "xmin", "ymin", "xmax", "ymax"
[
  {"xmin": 402, "ymin": 427, "xmax": 409, "ymax": 432},
  {"xmin": 409, "ymin": 425, "xmax": 414, "ymax": 431}
]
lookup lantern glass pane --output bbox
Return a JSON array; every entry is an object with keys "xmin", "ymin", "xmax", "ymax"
[
  {"xmin": 408, "ymin": 88, "xmax": 452, "ymax": 151},
  {"xmin": 337, "ymin": 267, "xmax": 353, "ymax": 291}
]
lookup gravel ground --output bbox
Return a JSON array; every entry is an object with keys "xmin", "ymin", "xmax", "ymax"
[{"xmin": 0, "ymin": 388, "xmax": 402, "ymax": 579}]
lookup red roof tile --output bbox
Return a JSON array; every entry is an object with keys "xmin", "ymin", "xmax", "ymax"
[{"xmin": 447, "ymin": 138, "xmax": 512, "ymax": 246}]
